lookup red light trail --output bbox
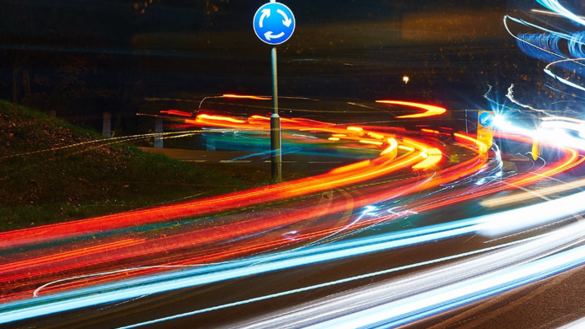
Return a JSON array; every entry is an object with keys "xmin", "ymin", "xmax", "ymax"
[{"xmin": 0, "ymin": 113, "xmax": 581, "ymax": 303}]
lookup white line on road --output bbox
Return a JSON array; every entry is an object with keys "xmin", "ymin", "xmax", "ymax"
[{"xmin": 220, "ymin": 160, "xmax": 252, "ymax": 163}]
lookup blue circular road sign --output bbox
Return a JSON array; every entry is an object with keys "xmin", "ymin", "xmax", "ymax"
[
  {"xmin": 253, "ymin": 2, "xmax": 295, "ymax": 45},
  {"xmin": 479, "ymin": 112, "xmax": 494, "ymax": 127}
]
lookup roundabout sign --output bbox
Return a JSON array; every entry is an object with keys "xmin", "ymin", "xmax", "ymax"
[
  {"xmin": 253, "ymin": 2, "xmax": 295, "ymax": 45},
  {"xmin": 479, "ymin": 111, "xmax": 494, "ymax": 127},
  {"xmin": 253, "ymin": 1, "xmax": 296, "ymax": 181}
]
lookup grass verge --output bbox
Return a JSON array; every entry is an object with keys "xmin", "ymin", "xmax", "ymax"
[{"xmin": 0, "ymin": 101, "xmax": 301, "ymax": 232}]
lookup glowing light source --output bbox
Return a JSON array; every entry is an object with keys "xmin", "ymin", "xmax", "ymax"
[{"xmin": 493, "ymin": 115, "xmax": 508, "ymax": 127}]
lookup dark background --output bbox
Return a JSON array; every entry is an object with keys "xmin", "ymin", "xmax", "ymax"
[{"xmin": 0, "ymin": 0, "xmax": 563, "ymax": 134}]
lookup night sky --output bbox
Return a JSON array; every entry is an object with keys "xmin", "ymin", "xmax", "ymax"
[{"xmin": 0, "ymin": 0, "xmax": 528, "ymax": 131}]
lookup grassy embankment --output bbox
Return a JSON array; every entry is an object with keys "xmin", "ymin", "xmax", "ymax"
[{"xmin": 0, "ymin": 101, "xmax": 298, "ymax": 232}]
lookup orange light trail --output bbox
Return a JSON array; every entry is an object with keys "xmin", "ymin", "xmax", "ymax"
[
  {"xmin": 359, "ymin": 140, "xmax": 384, "ymax": 146},
  {"xmin": 399, "ymin": 146, "xmax": 415, "ymax": 151},
  {"xmin": 376, "ymin": 100, "xmax": 447, "ymax": 119},
  {"xmin": 0, "ymin": 239, "xmax": 143, "ymax": 273},
  {"xmin": 0, "ymin": 139, "xmax": 562, "ymax": 300},
  {"xmin": 0, "ymin": 115, "xmax": 426, "ymax": 250},
  {"xmin": 222, "ymin": 94, "xmax": 271, "ymax": 100},
  {"xmin": 249, "ymin": 115, "xmax": 298, "ymax": 124},
  {"xmin": 454, "ymin": 133, "xmax": 489, "ymax": 154},
  {"xmin": 2, "ymin": 147, "xmax": 485, "ymax": 297},
  {"xmin": 380, "ymin": 138, "xmax": 398, "ymax": 157},
  {"xmin": 412, "ymin": 148, "xmax": 442, "ymax": 170},
  {"xmin": 367, "ymin": 132, "xmax": 385, "ymax": 140},
  {"xmin": 481, "ymin": 175, "xmax": 585, "ymax": 208},
  {"xmin": 0, "ymin": 120, "xmax": 563, "ymax": 254},
  {"xmin": 329, "ymin": 160, "xmax": 372, "ymax": 175},
  {"xmin": 411, "ymin": 132, "xmax": 585, "ymax": 213},
  {"xmin": 195, "ymin": 114, "xmax": 247, "ymax": 124}
]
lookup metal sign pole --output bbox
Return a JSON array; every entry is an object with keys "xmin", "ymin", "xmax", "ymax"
[
  {"xmin": 270, "ymin": 46, "xmax": 282, "ymax": 181},
  {"xmin": 253, "ymin": 0, "xmax": 294, "ymax": 182}
]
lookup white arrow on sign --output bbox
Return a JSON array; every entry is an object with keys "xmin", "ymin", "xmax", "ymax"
[
  {"xmin": 264, "ymin": 31, "xmax": 285, "ymax": 41},
  {"xmin": 277, "ymin": 9, "xmax": 292, "ymax": 27},
  {"xmin": 259, "ymin": 8, "xmax": 270, "ymax": 28}
]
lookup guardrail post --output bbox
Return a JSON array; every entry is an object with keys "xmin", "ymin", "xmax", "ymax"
[
  {"xmin": 154, "ymin": 117, "xmax": 163, "ymax": 148},
  {"xmin": 102, "ymin": 112, "xmax": 111, "ymax": 137}
]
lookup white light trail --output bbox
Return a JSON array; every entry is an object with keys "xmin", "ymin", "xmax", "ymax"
[
  {"xmin": 304, "ymin": 242, "xmax": 585, "ymax": 329},
  {"xmin": 544, "ymin": 66, "xmax": 585, "ymax": 93},
  {"xmin": 4, "ymin": 179, "xmax": 585, "ymax": 326},
  {"xmin": 116, "ymin": 237, "xmax": 537, "ymax": 329},
  {"xmin": 495, "ymin": 116, "xmax": 585, "ymax": 150},
  {"xmin": 536, "ymin": 0, "xmax": 585, "ymax": 27},
  {"xmin": 480, "ymin": 177, "xmax": 585, "ymax": 208},
  {"xmin": 0, "ymin": 219, "xmax": 483, "ymax": 325},
  {"xmin": 233, "ymin": 219, "xmax": 585, "ymax": 328}
]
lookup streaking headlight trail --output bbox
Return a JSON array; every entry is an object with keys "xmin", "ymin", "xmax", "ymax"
[
  {"xmin": 375, "ymin": 100, "xmax": 447, "ymax": 119},
  {"xmin": 3, "ymin": 167, "xmax": 585, "ymax": 325},
  {"xmin": 2, "ymin": 102, "xmax": 585, "ymax": 329},
  {"xmin": 536, "ymin": 0, "xmax": 585, "ymax": 26}
]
